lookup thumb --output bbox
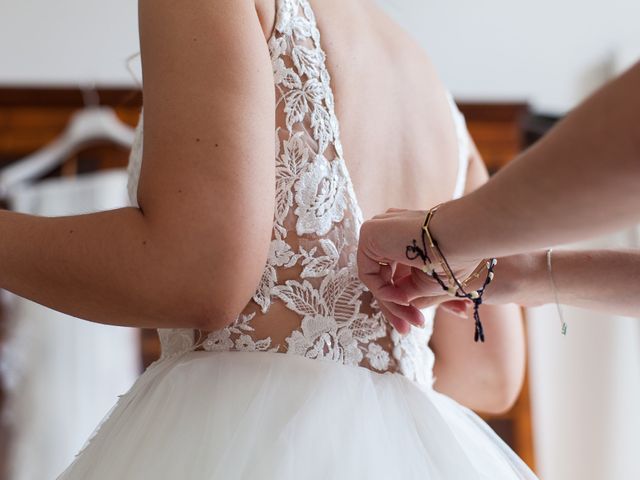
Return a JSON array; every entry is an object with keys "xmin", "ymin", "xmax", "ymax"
[
  {"xmin": 439, "ymin": 300, "xmax": 470, "ymax": 318},
  {"xmin": 410, "ymin": 294, "xmax": 449, "ymax": 310},
  {"xmin": 393, "ymin": 267, "xmax": 444, "ymax": 302},
  {"xmin": 410, "ymin": 297, "xmax": 469, "ymax": 319}
]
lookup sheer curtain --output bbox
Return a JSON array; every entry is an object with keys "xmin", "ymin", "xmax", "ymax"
[
  {"xmin": 0, "ymin": 169, "xmax": 141, "ymax": 480},
  {"xmin": 527, "ymin": 226, "xmax": 640, "ymax": 480}
]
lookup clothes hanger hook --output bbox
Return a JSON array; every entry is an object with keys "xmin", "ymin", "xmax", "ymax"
[
  {"xmin": 125, "ymin": 51, "xmax": 143, "ymax": 89},
  {"xmin": 79, "ymin": 81, "xmax": 100, "ymax": 108}
]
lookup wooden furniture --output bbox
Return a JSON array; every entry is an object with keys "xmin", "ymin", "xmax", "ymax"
[
  {"xmin": 461, "ymin": 102, "xmax": 530, "ymax": 173},
  {"xmin": 460, "ymin": 102, "xmax": 536, "ymax": 470},
  {"xmin": 0, "ymin": 87, "xmax": 536, "ymax": 476}
]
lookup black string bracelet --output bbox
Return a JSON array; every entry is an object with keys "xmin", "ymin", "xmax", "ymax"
[{"xmin": 405, "ymin": 211, "xmax": 497, "ymax": 343}]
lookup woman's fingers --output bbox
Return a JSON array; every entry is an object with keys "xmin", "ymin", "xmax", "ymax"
[
  {"xmin": 378, "ymin": 263, "xmax": 393, "ymax": 285},
  {"xmin": 357, "ymin": 252, "xmax": 413, "ymax": 306},
  {"xmin": 358, "ymin": 248, "xmax": 399, "ymax": 302},
  {"xmin": 379, "ymin": 299, "xmax": 425, "ymax": 333},
  {"xmin": 387, "ymin": 301, "xmax": 425, "ymax": 328},
  {"xmin": 377, "ymin": 284, "xmax": 411, "ymax": 306},
  {"xmin": 408, "ymin": 296, "xmax": 469, "ymax": 319},
  {"xmin": 377, "ymin": 301, "xmax": 412, "ymax": 335},
  {"xmin": 393, "ymin": 268, "xmax": 444, "ymax": 302},
  {"xmin": 358, "ymin": 212, "xmax": 428, "ymax": 269},
  {"xmin": 409, "ymin": 295, "xmax": 445, "ymax": 309},
  {"xmin": 358, "ymin": 209, "xmax": 470, "ymax": 328},
  {"xmin": 370, "ymin": 208, "xmax": 409, "ymax": 221},
  {"xmin": 439, "ymin": 300, "xmax": 470, "ymax": 318},
  {"xmin": 385, "ymin": 207, "xmax": 408, "ymax": 213},
  {"xmin": 393, "ymin": 262, "xmax": 412, "ymax": 280}
]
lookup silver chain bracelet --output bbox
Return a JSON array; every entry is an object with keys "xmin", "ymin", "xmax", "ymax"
[{"xmin": 546, "ymin": 248, "xmax": 568, "ymax": 336}]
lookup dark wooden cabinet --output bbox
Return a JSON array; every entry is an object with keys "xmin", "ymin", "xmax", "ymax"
[
  {"xmin": 458, "ymin": 102, "xmax": 535, "ymax": 471},
  {"xmin": 459, "ymin": 102, "xmax": 530, "ymax": 173}
]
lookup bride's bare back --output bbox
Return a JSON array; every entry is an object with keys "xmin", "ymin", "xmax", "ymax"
[
  {"xmin": 257, "ymin": 0, "xmax": 462, "ymax": 219},
  {"xmin": 167, "ymin": 0, "xmax": 466, "ymax": 383},
  {"xmin": 135, "ymin": 0, "xmax": 525, "ymax": 413}
]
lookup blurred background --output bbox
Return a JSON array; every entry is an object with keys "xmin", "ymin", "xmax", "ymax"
[{"xmin": 0, "ymin": 0, "xmax": 638, "ymax": 479}]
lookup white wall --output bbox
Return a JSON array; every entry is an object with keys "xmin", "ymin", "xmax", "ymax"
[
  {"xmin": 377, "ymin": 0, "xmax": 639, "ymax": 114},
  {"xmin": 1, "ymin": 0, "xmax": 638, "ymax": 113},
  {"xmin": 1, "ymin": 0, "xmax": 139, "ymax": 87}
]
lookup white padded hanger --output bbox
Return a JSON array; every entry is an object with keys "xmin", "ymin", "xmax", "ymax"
[{"xmin": 0, "ymin": 85, "xmax": 135, "ymax": 199}]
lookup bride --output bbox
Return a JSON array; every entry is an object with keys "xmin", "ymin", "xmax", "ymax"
[{"xmin": 10, "ymin": 0, "xmax": 535, "ymax": 477}]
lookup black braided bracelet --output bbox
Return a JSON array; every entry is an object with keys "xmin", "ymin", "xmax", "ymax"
[{"xmin": 406, "ymin": 211, "xmax": 497, "ymax": 343}]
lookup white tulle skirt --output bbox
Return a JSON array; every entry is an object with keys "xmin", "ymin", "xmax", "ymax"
[{"xmin": 56, "ymin": 350, "xmax": 537, "ymax": 479}]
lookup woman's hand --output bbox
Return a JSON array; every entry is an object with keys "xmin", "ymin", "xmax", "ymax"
[
  {"xmin": 357, "ymin": 209, "xmax": 427, "ymax": 334},
  {"xmin": 408, "ymin": 252, "xmax": 551, "ymax": 313},
  {"xmin": 357, "ymin": 207, "xmax": 482, "ymax": 333}
]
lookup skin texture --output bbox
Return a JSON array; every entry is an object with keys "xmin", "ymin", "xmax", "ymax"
[
  {"xmin": 289, "ymin": 0, "xmax": 525, "ymax": 413},
  {"xmin": 428, "ymin": 143, "xmax": 525, "ymax": 414},
  {"xmin": 432, "ymin": 62, "xmax": 640, "ymax": 262},
  {"xmin": 0, "ymin": 0, "xmax": 276, "ymax": 330},
  {"xmin": 412, "ymin": 250, "xmax": 640, "ymax": 319},
  {"xmin": 357, "ymin": 61, "xmax": 640, "ymax": 331},
  {"xmin": 0, "ymin": 0, "xmax": 524, "ymax": 413}
]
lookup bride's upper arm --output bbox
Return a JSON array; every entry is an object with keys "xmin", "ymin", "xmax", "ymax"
[{"xmin": 136, "ymin": 0, "xmax": 276, "ymax": 330}]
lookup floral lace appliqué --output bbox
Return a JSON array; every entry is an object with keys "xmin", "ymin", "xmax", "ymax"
[{"xmin": 123, "ymin": 0, "xmax": 474, "ymax": 389}]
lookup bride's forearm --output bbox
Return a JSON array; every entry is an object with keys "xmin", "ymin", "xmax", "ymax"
[
  {"xmin": 433, "ymin": 62, "xmax": 640, "ymax": 261},
  {"xmin": 0, "ymin": 207, "xmax": 217, "ymax": 330}
]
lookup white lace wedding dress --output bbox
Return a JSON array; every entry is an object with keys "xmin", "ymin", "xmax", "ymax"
[{"xmin": 57, "ymin": 0, "xmax": 537, "ymax": 478}]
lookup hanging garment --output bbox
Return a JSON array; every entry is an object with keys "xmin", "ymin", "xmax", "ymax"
[{"xmin": 0, "ymin": 168, "xmax": 141, "ymax": 480}]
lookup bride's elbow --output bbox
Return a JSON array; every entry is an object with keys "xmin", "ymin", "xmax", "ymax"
[
  {"xmin": 481, "ymin": 376, "xmax": 524, "ymax": 415},
  {"xmin": 187, "ymin": 302, "xmax": 242, "ymax": 332},
  {"xmin": 181, "ymin": 252, "xmax": 269, "ymax": 332},
  {"xmin": 139, "ymin": 193, "xmax": 273, "ymax": 332},
  {"xmin": 165, "ymin": 222, "xmax": 272, "ymax": 331},
  {"xmin": 478, "ymin": 357, "xmax": 526, "ymax": 415},
  {"xmin": 176, "ymin": 275, "xmax": 262, "ymax": 332},
  {"xmin": 179, "ymin": 285, "xmax": 256, "ymax": 332}
]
